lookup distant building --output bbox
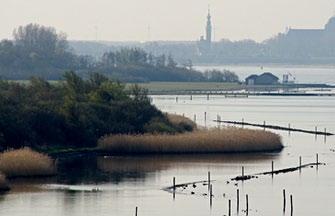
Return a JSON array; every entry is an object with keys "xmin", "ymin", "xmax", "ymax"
[
  {"xmin": 285, "ymin": 16, "xmax": 335, "ymax": 45},
  {"xmin": 245, "ymin": 75, "xmax": 258, "ymax": 85},
  {"xmin": 198, "ymin": 9, "xmax": 212, "ymax": 55},
  {"xmin": 246, "ymin": 73, "xmax": 279, "ymax": 85}
]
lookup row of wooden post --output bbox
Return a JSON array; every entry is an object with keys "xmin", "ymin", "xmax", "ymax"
[
  {"xmin": 208, "ymin": 170, "xmax": 249, "ymax": 214},
  {"xmin": 241, "ymin": 118, "xmax": 328, "ymax": 137},
  {"xmin": 180, "ymin": 113, "xmax": 328, "ymax": 140},
  {"xmin": 171, "ymin": 159, "xmax": 320, "ymax": 215},
  {"xmin": 173, "ymin": 108, "xmax": 329, "ymax": 139},
  {"xmin": 135, "ymin": 190, "xmax": 293, "ymax": 216},
  {"xmin": 238, "ymin": 154, "xmax": 321, "ymax": 179},
  {"xmin": 227, "ymin": 191, "xmax": 248, "ymax": 215},
  {"xmin": 175, "ymin": 94, "xmax": 210, "ymax": 103}
]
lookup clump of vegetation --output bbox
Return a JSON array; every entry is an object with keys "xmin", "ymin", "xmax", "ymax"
[
  {"xmin": 143, "ymin": 114, "xmax": 196, "ymax": 134},
  {"xmin": 98, "ymin": 128, "xmax": 283, "ymax": 154},
  {"xmin": 0, "ymin": 72, "xmax": 170, "ymax": 149},
  {"xmin": 166, "ymin": 114, "xmax": 197, "ymax": 132},
  {"xmin": 0, "ymin": 73, "xmax": 194, "ymax": 149},
  {"xmin": 204, "ymin": 69, "xmax": 240, "ymax": 83},
  {"xmin": 0, "ymin": 148, "xmax": 55, "ymax": 178},
  {"xmin": 0, "ymin": 173, "xmax": 9, "ymax": 191}
]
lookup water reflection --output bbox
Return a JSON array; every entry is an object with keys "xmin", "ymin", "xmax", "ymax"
[
  {"xmin": 56, "ymin": 156, "xmax": 105, "ymax": 184},
  {"xmin": 0, "ymin": 153, "xmax": 280, "ymax": 197},
  {"xmin": 97, "ymin": 154, "xmax": 280, "ymax": 182},
  {"xmin": 47, "ymin": 154, "xmax": 282, "ymax": 185}
]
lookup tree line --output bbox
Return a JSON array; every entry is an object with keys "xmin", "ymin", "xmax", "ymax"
[{"xmin": 0, "ymin": 24, "xmax": 239, "ymax": 83}]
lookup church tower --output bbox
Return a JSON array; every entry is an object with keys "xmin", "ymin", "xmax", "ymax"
[
  {"xmin": 198, "ymin": 7, "xmax": 213, "ymax": 56},
  {"xmin": 206, "ymin": 8, "xmax": 212, "ymax": 44}
]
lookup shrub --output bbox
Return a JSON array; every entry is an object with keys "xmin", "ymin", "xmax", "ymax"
[
  {"xmin": 166, "ymin": 114, "xmax": 196, "ymax": 132},
  {"xmin": 0, "ymin": 148, "xmax": 55, "ymax": 177},
  {"xmin": 144, "ymin": 118, "xmax": 177, "ymax": 134}
]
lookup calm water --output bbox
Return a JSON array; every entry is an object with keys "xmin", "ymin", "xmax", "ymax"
[
  {"xmin": 0, "ymin": 95, "xmax": 335, "ymax": 216},
  {"xmin": 195, "ymin": 65, "xmax": 335, "ymax": 85}
]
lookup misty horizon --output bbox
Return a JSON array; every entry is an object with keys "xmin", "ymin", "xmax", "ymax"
[{"xmin": 1, "ymin": 0, "xmax": 335, "ymax": 42}]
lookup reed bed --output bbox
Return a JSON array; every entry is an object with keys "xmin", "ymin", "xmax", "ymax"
[
  {"xmin": 0, "ymin": 148, "xmax": 56, "ymax": 178},
  {"xmin": 0, "ymin": 173, "xmax": 9, "ymax": 191},
  {"xmin": 99, "ymin": 128, "xmax": 283, "ymax": 154}
]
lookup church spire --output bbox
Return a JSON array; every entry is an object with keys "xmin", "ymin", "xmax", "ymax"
[{"xmin": 206, "ymin": 5, "xmax": 212, "ymax": 44}]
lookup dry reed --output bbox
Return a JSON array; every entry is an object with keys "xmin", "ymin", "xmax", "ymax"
[
  {"xmin": 0, "ymin": 148, "xmax": 56, "ymax": 178},
  {"xmin": 99, "ymin": 128, "xmax": 283, "ymax": 154}
]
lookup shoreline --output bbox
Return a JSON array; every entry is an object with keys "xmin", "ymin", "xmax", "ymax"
[
  {"xmin": 48, "ymin": 148, "xmax": 284, "ymax": 159},
  {"xmin": 136, "ymin": 82, "xmax": 335, "ymax": 95}
]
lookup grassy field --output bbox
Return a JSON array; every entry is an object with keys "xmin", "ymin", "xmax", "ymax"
[
  {"xmin": 130, "ymin": 82, "xmax": 242, "ymax": 93},
  {"xmin": 8, "ymin": 80, "xmax": 60, "ymax": 85},
  {"xmin": 99, "ymin": 128, "xmax": 283, "ymax": 154},
  {"xmin": 128, "ymin": 82, "xmax": 299, "ymax": 94}
]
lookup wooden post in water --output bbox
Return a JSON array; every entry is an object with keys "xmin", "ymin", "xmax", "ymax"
[
  {"xmin": 204, "ymin": 112, "xmax": 207, "ymax": 124},
  {"xmin": 263, "ymin": 121, "xmax": 266, "ymax": 130},
  {"xmin": 173, "ymin": 177, "xmax": 176, "ymax": 199},
  {"xmin": 208, "ymin": 171, "xmax": 211, "ymax": 191},
  {"xmin": 288, "ymin": 123, "xmax": 291, "ymax": 135},
  {"xmin": 190, "ymin": 95, "xmax": 193, "ymax": 100},
  {"xmin": 271, "ymin": 161, "xmax": 274, "ymax": 178},
  {"xmin": 283, "ymin": 189, "xmax": 286, "ymax": 212},
  {"xmin": 246, "ymin": 194, "xmax": 249, "ymax": 215},
  {"xmin": 242, "ymin": 118, "xmax": 244, "ymax": 128},
  {"xmin": 228, "ymin": 199, "xmax": 231, "ymax": 216},
  {"xmin": 209, "ymin": 184, "xmax": 213, "ymax": 207},
  {"xmin": 135, "ymin": 207, "xmax": 138, "ymax": 216},
  {"xmin": 237, "ymin": 189, "xmax": 240, "ymax": 212},
  {"xmin": 242, "ymin": 166, "xmax": 245, "ymax": 180},
  {"xmin": 316, "ymin": 153, "xmax": 319, "ymax": 170},
  {"xmin": 290, "ymin": 195, "xmax": 293, "ymax": 216},
  {"xmin": 194, "ymin": 114, "xmax": 197, "ymax": 123},
  {"xmin": 176, "ymin": 97, "xmax": 178, "ymax": 103},
  {"xmin": 315, "ymin": 126, "xmax": 318, "ymax": 134},
  {"xmin": 207, "ymin": 94, "xmax": 209, "ymax": 100},
  {"xmin": 299, "ymin": 156, "xmax": 302, "ymax": 171}
]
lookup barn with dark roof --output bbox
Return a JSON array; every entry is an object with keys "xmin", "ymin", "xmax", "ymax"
[{"xmin": 245, "ymin": 73, "xmax": 279, "ymax": 85}]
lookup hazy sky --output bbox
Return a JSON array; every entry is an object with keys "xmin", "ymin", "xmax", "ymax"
[{"xmin": 1, "ymin": 0, "xmax": 335, "ymax": 42}]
